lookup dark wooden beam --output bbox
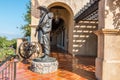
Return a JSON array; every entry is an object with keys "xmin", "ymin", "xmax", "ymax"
[{"xmin": 75, "ymin": 0, "xmax": 99, "ymax": 23}]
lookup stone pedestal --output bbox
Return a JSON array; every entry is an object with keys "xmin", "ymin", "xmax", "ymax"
[{"xmin": 31, "ymin": 58, "xmax": 58, "ymax": 74}]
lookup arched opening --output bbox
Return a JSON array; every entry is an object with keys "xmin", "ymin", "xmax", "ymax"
[
  {"xmin": 51, "ymin": 18, "xmax": 65, "ymax": 49},
  {"xmin": 48, "ymin": 3, "xmax": 74, "ymax": 52}
]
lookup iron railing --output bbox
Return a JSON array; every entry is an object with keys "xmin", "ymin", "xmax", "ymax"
[{"xmin": 0, "ymin": 55, "xmax": 18, "ymax": 80}]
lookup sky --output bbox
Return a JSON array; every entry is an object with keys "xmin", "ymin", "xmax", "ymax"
[{"xmin": 0, "ymin": 0, "xmax": 30, "ymax": 40}]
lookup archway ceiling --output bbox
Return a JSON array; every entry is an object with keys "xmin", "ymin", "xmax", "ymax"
[{"xmin": 50, "ymin": 6, "xmax": 66, "ymax": 9}]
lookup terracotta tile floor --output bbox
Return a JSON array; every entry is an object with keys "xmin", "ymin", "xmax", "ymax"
[{"xmin": 16, "ymin": 47, "xmax": 96, "ymax": 80}]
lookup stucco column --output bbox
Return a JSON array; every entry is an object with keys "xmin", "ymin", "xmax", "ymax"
[
  {"xmin": 95, "ymin": 0, "xmax": 120, "ymax": 80},
  {"xmin": 30, "ymin": 25, "xmax": 38, "ymax": 42},
  {"xmin": 16, "ymin": 38, "xmax": 25, "ymax": 54},
  {"xmin": 16, "ymin": 38, "xmax": 27, "ymax": 59}
]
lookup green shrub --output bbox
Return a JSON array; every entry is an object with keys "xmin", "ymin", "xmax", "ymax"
[{"xmin": 0, "ymin": 36, "xmax": 16, "ymax": 61}]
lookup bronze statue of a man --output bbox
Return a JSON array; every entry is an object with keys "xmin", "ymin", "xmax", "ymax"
[{"xmin": 35, "ymin": 6, "xmax": 53, "ymax": 60}]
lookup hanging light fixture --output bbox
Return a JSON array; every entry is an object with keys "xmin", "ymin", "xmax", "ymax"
[{"xmin": 54, "ymin": 9, "xmax": 60, "ymax": 23}]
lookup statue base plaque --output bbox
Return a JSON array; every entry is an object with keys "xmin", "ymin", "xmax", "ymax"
[{"xmin": 31, "ymin": 57, "xmax": 58, "ymax": 74}]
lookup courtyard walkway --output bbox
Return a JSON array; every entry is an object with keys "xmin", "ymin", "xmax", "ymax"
[{"xmin": 16, "ymin": 47, "xmax": 96, "ymax": 80}]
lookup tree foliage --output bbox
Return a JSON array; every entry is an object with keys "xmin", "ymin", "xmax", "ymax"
[
  {"xmin": 0, "ymin": 36, "xmax": 16, "ymax": 61},
  {"xmin": 21, "ymin": 1, "xmax": 31, "ymax": 37}
]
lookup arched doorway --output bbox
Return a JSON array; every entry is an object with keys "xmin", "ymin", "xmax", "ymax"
[
  {"xmin": 48, "ymin": 3, "xmax": 74, "ymax": 52},
  {"xmin": 51, "ymin": 18, "xmax": 65, "ymax": 49}
]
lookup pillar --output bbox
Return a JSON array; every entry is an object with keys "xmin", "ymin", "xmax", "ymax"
[
  {"xmin": 16, "ymin": 38, "xmax": 26, "ymax": 56},
  {"xmin": 95, "ymin": 0, "xmax": 120, "ymax": 80},
  {"xmin": 30, "ymin": 25, "xmax": 38, "ymax": 42}
]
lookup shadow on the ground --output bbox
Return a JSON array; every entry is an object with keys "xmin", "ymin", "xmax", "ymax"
[{"xmin": 50, "ymin": 47, "xmax": 96, "ymax": 80}]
